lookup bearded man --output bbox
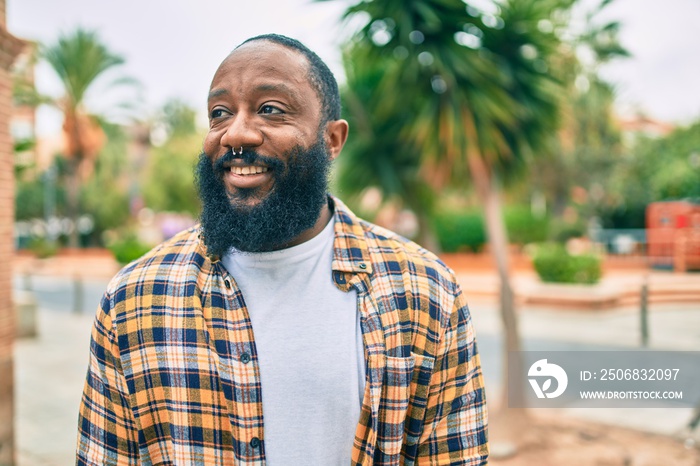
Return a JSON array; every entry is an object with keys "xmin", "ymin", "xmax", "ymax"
[{"xmin": 76, "ymin": 34, "xmax": 488, "ymax": 466}]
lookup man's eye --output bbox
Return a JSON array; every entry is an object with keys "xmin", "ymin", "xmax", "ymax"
[
  {"xmin": 260, "ymin": 105, "xmax": 283, "ymax": 115},
  {"xmin": 210, "ymin": 108, "xmax": 228, "ymax": 119}
]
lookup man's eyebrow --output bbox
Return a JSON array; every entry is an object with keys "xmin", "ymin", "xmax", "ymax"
[
  {"xmin": 256, "ymin": 83, "xmax": 302, "ymax": 101},
  {"xmin": 208, "ymin": 83, "xmax": 303, "ymax": 102},
  {"xmin": 208, "ymin": 88, "xmax": 228, "ymax": 101}
]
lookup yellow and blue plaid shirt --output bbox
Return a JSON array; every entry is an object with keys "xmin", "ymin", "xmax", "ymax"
[{"xmin": 77, "ymin": 196, "xmax": 488, "ymax": 465}]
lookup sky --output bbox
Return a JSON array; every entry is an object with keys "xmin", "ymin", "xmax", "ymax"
[{"xmin": 7, "ymin": 0, "xmax": 700, "ymax": 137}]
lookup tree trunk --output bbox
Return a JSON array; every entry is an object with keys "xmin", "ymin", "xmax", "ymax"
[
  {"xmin": 467, "ymin": 154, "xmax": 527, "ymax": 416},
  {"xmin": 63, "ymin": 108, "xmax": 85, "ymax": 249},
  {"xmin": 66, "ymin": 160, "xmax": 81, "ymax": 249},
  {"xmin": 483, "ymin": 180, "xmax": 526, "ymax": 408}
]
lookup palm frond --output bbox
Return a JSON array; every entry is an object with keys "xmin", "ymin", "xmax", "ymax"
[{"xmin": 41, "ymin": 28, "xmax": 127, "ymax": 108}]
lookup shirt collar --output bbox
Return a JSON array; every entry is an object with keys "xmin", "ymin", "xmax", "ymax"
[{"xmin": 329, "ymin": 195, "xmax": 372, "ymax": 275}]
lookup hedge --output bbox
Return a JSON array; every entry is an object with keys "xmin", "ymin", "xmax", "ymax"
[
  {"xmin": 108, "ymin": 235, "xmax": 153, "ymax": 266},
  {"xmin": 433, "ymin": 210, "xmax": 486, "ymax": 253},
  {"xmin": 433, "ymin": 205, "xmax": 550, "ymax": 252},
  {"xmin": 532, "ymin": 243, "xmax": 602, "ymax": 284}
]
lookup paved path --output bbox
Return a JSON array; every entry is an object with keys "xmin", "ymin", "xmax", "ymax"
[
  {"xmin": 15, "ymin": 309, "xmax": 93, "ymax": 466},
  {"xmin": 12, "ymin": 276, "xmax": 700, "ymax": 464},
  {"xmin": 469, "ymin": 298, "xmax": 700, "ymax": 438}
]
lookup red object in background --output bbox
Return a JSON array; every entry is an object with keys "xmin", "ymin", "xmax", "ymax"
[
  {"xmin": 646, "ymin": 201, "xmax": 700, "ymax": 270},
  {"xmin": 676, "ymin": 214, "xmax": 689, "ymax": 228}
]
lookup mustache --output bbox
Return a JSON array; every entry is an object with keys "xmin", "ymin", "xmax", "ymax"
[{"xmin": 213, "ymin": 149, "xmax": 286, "ymax": 174}]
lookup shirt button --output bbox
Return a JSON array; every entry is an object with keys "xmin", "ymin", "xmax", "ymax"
[
  {"xmin": 224, "ymin": 279, "xmax": 231, "ymax": 289},
  {"xmin": 250, "ymin": 437, "xmax": 261, "ymax": 448},
  {"xmin": 240, "ymin": 352, "xmax": 251, "ymax": 364},
  {"xmin": 359, "ymin": 262, "xmax": 367, "ymax": 270}
]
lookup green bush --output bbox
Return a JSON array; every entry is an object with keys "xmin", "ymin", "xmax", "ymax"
[
  {"xmin": 532, "ymin": 243, "xmax": 601, "ymax": 284},
  {"xmin": 28, "ymin": 237, "xmax": 58, "ymax": 259},
  {"xmin": 434, "ymin": 206, "xmax": 550, "ymax": 252},
  {"xmin": 108, "ymin": 235, "xmax": 153, "ymax": 265},
  {"xmin": 80, "ymin": 180, "xmax": 130, "ymax": 244},
  {"xmin": 433, "ymin": 209, "xmax": 486, "ymax": 253},
  {"xmin": 142, "ymin": 133, "xmax": 202, "ymax": 215},
  {"xmin": 15, "ymin": 179, "xmax": 45, "ymax": 220},
  {"xmin": 504, "ymin": 206, "xmax": 549, "ymax": 245}
]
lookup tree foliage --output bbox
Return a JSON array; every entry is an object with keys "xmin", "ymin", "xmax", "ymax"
[
  {"xmin": 142, "ymin": 98, "xmax": 202, "ymax": 215},
  {"xmin": 634, "ymin": 121, "xmax": 700, "ymax": 200},
  {"xmin": 80, "ymin": 122, "xmax": 131, "ymax": 241},
  {"xmin": 15, "ymin": 122, "xmax": 132, "ymax": 246},
  {"xmin": 42, "ymin": 29, "xmax": 125, "ymax": 108},
  {"xmin": 336, "ymin": 43, "xmax": 437, "ymax": 245},
  {"xmin": 142, "ymin": 135, "xmax": 201, "ymax": 215},
  {"xmin": 324, "ymin": 0, "xmax": 585, "ymax": 416},
  {"xmin": 523, "ymin": 0, "xmax": 629, "ymax": 218},
  {"xmin": 41, "ymin": 28, "xmax": 131, "ymax": 170},
  {"xmin": 333, "ymin": 0, "xmax": 571, "ymax": 182},
  {"xmin": 600, "ymin": 120, "xmax": 700, "ymax": 227},
  {"xmin": 39, "ymin": 28, "xmax": 136, "ymax": 246}
]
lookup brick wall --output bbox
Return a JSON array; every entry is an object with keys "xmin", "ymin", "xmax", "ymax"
[
  {"xmin": 0, "ymin": 60, "xmax": 14, "ymax": 466},
  {"xmin": 0, "ymin": 0, "xmax": 24, "ymax": 462}
]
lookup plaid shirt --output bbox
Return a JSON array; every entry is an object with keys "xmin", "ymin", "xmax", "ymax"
[{"xmin": 77, "ymin": 196, "xmax": 488, "ymax": 465}]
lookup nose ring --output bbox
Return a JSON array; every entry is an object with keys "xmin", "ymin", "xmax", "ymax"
[{"xmin": 233, "ymin": 146, "xmax": 243, "ymax": 156}]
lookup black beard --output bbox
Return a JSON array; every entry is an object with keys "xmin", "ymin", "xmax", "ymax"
[{"xmin": 195, "ymin": 137, "xmax": 332, "ymax": 255}]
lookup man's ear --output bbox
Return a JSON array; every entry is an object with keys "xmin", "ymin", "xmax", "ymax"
[{"xmin": 324, "ymin": 119, "xmax": 349, "ymax": 161}]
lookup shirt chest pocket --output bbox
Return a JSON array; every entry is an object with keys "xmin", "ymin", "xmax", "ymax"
[{"xmin": 376, "ymin": 353, "xmax": 436, "ymax": 462}]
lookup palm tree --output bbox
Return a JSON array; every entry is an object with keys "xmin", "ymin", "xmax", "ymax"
[
  {"xmin": 41, "ymin": 28, "xmax": 131, "ymax": 247},
  {"xmin": 336, "ymin": 43, "xmax": 439, "ymax": 250},
  {"xmin": 324, "ymin": 0, "xmax": 576, "ymax": 427}
]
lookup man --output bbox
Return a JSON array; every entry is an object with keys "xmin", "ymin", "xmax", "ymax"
[{"xmin": 77, "ymin": 34, "xmax": 488, "ymax": 465}]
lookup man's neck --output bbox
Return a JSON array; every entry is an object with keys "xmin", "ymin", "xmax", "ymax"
[{"xmin": 270, "ymin": 201, "xmax": 333, "ymax": 251}]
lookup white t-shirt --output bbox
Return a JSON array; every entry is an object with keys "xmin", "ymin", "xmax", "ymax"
[{"xmin": 221, "ymin": 217, "xmax": 365, "ymax": 465}]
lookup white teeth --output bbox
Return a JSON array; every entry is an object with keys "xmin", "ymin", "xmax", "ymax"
[{"xmin": 230, "ymin": 166, "xmax": 268, "ymax": 175}]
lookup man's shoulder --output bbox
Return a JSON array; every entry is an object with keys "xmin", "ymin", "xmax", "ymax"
[
  {"xmin": 332, "ymin": 197, "xmax": 456, "ymax": 287},
  {"xmin": 359, "ymin": 219, "xmax": 456, "ymax": 284},
  {"xmin": 105, "ymin": 227, "xmax": 207, "ymax": 296},
  {"xmin": 344, "ymin": 214, "xmax": 467, "ymax": 335}
]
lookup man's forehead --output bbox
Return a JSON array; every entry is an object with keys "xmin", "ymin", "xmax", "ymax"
[
  {"xmin": 207, "ymin": 39, "xmax": 323, "ymax": 122},
  {"xmin": 215, "ymin": 40, "xmax": 310, "ymax": 79}
]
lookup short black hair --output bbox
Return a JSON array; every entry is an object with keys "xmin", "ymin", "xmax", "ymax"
[{"xmin": 236, "ymin": 34, "xmax": 341, "ymax": 124}]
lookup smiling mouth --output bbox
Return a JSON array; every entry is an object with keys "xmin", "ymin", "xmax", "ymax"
[{"xmin": 228, "ymin": 165, "xmax": 269, "ymax": 176}]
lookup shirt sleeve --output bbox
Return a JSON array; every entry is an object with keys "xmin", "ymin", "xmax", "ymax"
[
  {"xmin": 76, "ymin": 291, "xmax": 140, "ymax": 465},
  {"xmin": 416, "ymin": 286, "xmax": 489, "ymax": 465}
]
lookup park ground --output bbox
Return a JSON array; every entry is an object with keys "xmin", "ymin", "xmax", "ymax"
[{"xmin": 12, "ymin": 250, "xmax": 700, "ymax": 465}]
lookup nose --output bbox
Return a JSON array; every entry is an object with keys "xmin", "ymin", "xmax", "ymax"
[{"xmin": 220, "ymin": 111, "xmax": 264, "ymax": 151}]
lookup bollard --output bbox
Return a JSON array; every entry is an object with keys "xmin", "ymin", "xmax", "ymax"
[
  {"xmin": 640, "ymin": 275, "xmax": 649, "ymax": 347},
  {"xmin": 14, "ymin": 290, "xmax": 38, "ymax": 338},
  {"xmin": 74, "ymin": 273, "xmax": 84, "ymax": 314}
]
